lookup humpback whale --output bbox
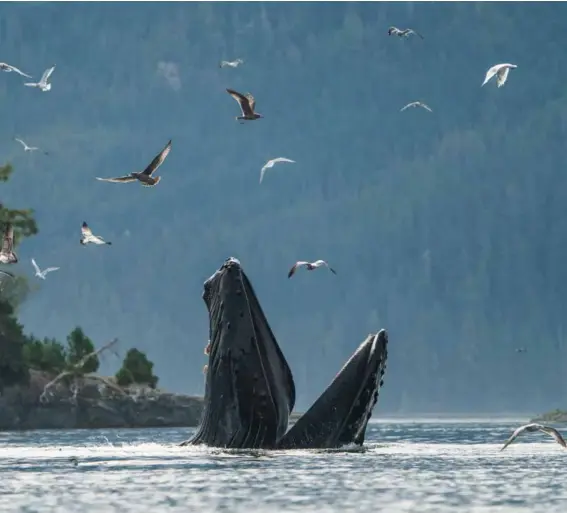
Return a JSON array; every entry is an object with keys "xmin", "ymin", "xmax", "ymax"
[{"xmin": 182, "ymin": 257, "xmax": 388, "ymax": 449}]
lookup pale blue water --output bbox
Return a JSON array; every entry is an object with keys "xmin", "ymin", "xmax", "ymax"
[{"xmin": 1, "ymin": 419, "xmax": 566, "ymax": 513}]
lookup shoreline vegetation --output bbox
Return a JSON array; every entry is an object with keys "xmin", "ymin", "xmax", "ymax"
[{"xmin": 530, "ymin": 409, "xmax": 567, "ymax": 423}]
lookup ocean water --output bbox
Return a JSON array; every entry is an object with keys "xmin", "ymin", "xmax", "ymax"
[{"xmin": 1, "ymin": 419, "xmax": 566, "ymax": 513}]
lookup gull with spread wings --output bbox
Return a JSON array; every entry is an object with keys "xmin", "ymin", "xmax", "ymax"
[
  {"xmin": 226, "ymin": 88, "xmax": 263, "ymax": 122},
  {"xmin": 96, "ymin": 140, "xmax": 171, "ymax": 187},
  {"xmin": 288, "ymin": 260, "xmax": 337, "ymax": 279},
  {"xmin": 401, "ymin": 101, "xmax": 433, "ymax": 113},
  {"xmin": 482, "ymin": 63, "xmax": 518, "ymax": 88},
  {"xmin": 260, "ymin": 157, "xmax": 296, "ymax": 183},
  {"xmin": 219, "ymin": 59, "xmax": 244, "ymax": 68},
  {"xmin": 24, "ymin": 65, "xmax": 55, "ymax": 91},
  {"xmin": 0, "ymin": 62, "xmax": 32, "ymax": 78},
  {"xmin": 0, "ymin": 223, "xmax": 17, "ymax": 264},
  {"xmin": 388, "ymin": 26, "xmax": 424, "ymax": 39},
  {"xmin": 31, "ymin": 258, "xmax": 59, "ymax": 280},
  {"xmin": 14, "ymin": 137, "xmax": 49, "ymax": 155},
  {"xmin": 500, "ymin": 423, "xmax": 567, "ymax": 451},
  {"xmin": 80, "ymin": 222, "xmax": 112, "ymax": 246}
]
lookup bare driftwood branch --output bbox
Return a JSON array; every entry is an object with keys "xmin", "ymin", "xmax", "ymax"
[{"xmin": 39, "ymin": 338, "xmax": 124, "ymax": 404}]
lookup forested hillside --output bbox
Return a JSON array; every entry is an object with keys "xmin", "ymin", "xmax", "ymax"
[{"xmin": 1, "ymin": 2, "xmax": 566, "ymax": 414}]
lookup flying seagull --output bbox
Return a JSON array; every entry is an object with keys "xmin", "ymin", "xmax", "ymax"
[
  {"xmin": 24, "ymin": 65, "xmax": 55, "ymax": 91},
  {"xmin": 288, "ymin": 260, "xmax": 337, "ymax": 279},
  {"xmin": 31, "ymin": 258, "xmax": 60, "ymax": 280},
  {"xmin": 80, "ymin": 222, "xmax": 112, "ymax": 246},
  {"xmin": 388, "ymin": 26, "xmax": 424, "ymax": 39},
  {"xmin": 0, "ymin": 223, "xmax": 17, "ymax": 264},
  {"xmin": 260, "ymin": 158, "xmax": 296, "ymax": 183},
  {"xmin": 14, "ymin": 137, "xmax": 48, "ymax": 155},
  {"xmin": 500, "ymin": 423, "xmax": 566, "ymax": 451},
  {"xmin": 96, "ymin": 140, "xmax": 171, "ymax": 187},
  {"xmin": 482, "ymin": 63, "xmax": 517, "ymax": 88},
  {"xmin": 219, "ymin": 59, "xmax": 244, "ymax": 68},
  {"xmin": 401, "ymin": 101, "xmax": 433, "ymax": 113},
  {"xmin": 226, "ymin": 88, "xmax": 263, "ymax": 122},
  {"xmin": 0, "ymin": 62, "xmax": 32, "ymax": 78}
]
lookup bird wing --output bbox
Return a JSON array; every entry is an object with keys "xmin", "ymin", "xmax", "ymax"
[
  {"xmin": 91, "ymin": 235, "xmax": 107, "ymax": 245},
  {"xmin": 500, "ymin": 425, "xmax": 529, "ymax": 451},
  {"xmin": 272, "ymin": 158, "xmax": 295, "ymax": 164},
  {"xmin": 227, "ymin": 89, "xmax": 254, "ymax": 117},
  {"xmin": 482, "ymin": 65, "xmax": 500, "ymax": 87},
  {"xmin": 496, "ymin": 67, "xmax": 511, "ymax": 87},
  {"xmin": 410, "ymin": 29, "xmax": 424, "ymax": 39},
  {"xmin": 539, "ymin": 427, "xmax": 567, "ymax": 448},
  {"xmin": 43, "ymin": 267, "xmax": 60, "ymax": 274},
  {"xmin": 15, "ymin": 138, "xmax": 27, "ymax": 148},
  {"xmin": 31, "ymin": 258, "xmax": 41, "ymax": 274},
  {"xmin": 400, "ymin": 103, "xmax": 416, "ymax": 112},
  {"xmin": 141, "ymin": 140, "xmax": 172, "ymax": 176},
  {"xmin": 81, "ymin": 222, "xmax": 93, "ymax": 237},
  {"xmin": 246, "ymin": 93, "xmax": 256, "ymax": 112},
  {"xmin": 2, "ymin": 223, "xmax": 14, "ymax": 254},
  {"xmin": 288, "ymin": 261, "xmax": 308, "ymax": 278},
  {"xmin": 314, "ymin": 260, "xmax": 336, "ymax": 273},
  {"xmin": 41, "ymin": 66, "xmax": 55, "ymax": 84},
  {"xmin": 10, "ymin": 65, "xmax": 32, "ymax": 78},
  {"xmin": 96, "ymin": 176, "xmax": 137, "ymax": 183},
  {"xmin": 420, "ymin": 103, "xmax": 433, "ymax": 112}
]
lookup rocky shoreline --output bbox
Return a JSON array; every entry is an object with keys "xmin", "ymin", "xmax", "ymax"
[
  {"xmin": 0, "ymin": 370, "xmax": 204, "ymax": 431},
  {"xmin": 530, "ymin": 409, "xmax": 567, "ymax": 424}
]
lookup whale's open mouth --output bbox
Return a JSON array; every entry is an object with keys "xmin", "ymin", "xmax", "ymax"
[{"xmin": 183, "ymin": 257, "xmax": 388, "ymax": 450}]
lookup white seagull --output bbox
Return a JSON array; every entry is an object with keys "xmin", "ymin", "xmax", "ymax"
[
  {"xmin": 481, "ymin": 63, "xmax": 517, "ymax": 88},
  {"xmin": 288, "ymin": 260, "xmax": 337, "ymax": 279},
  {"xmin": 500, "ymin": 423, "xmax": 567, "ymax": 451},
  {"xmin": 31, "ymin": 258, "xmax": 60, "ymax": 280},
  {"xmin": 260, "ymin": 157, "xmax": 296, "ymax": 183},
  {"xmin": 388, "ymin": 26, "xmax": 424, "ymax": 39},
  {"xmin": 24, "ymin": 65, "xmax": 55, "ymax": 91},
  {"xmin": 80, "ymin": 222, "xmax": 112, "ymax": 246},
  {"xmin": 14, "ymin": 137, "xmax": 47, "ymax": 155},
  {"xmin": 400, "ymin": 101, "xmax": 433, "ymax": 113},
  {"xmin": 219, "ymin": 59, "xmax": 244, "ymax": 68},
  {"xmin": 0, "ymin": 62, "xmax": 32, "ymax": 78}
]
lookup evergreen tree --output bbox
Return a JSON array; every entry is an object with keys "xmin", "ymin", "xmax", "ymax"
[
  {"xmin": 66, "ymin": 327, "xmax": 99, "ymax": 374},
  {"xmin": 0, "ymin": 299, "xmax": 29, "ymax": 389},
  {"xmin": 23, "ymin": 337, "xmax": 66, "ymax": 373},
  {"xmin": 116, "ymin": 348, "xmax": 158, "ymax": 388}
]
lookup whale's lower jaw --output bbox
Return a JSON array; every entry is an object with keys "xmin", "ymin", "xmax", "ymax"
[{"xmin": 183, "ymin": 257, "xmax": 388, "ymax": 449}]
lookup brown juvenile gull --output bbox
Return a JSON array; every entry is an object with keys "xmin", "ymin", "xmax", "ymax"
[
  {"xmin": 0, "ymin": 62, "xmax": 32, "ymax": 78},
  {"xmin": 388, "ymin": 26, "xmax": 424, "ymax": 39},
  {"xmin": 226, "ymin": 88, "xmax": 263, "ymax": 122},
  {"xmin": 96, "ymin": 140, "xmax": 171, "ymax": 187},
  {"xmin": 500, "ymin": 423, "xmax": 567, "ymax": 451},
  {"xmin": 288, "ymin": 260, "xmax": 337, "ymax": 279},
  {"xmin": 80, "ymin": 222, "xmax": 112, "ymax": 246},
  {"xmin": 482, "ymin": 63, "xmax": 518, "ymax": 88},
  {"xmin": 400, "ymin": 101, "xmax": 433, "ymax": 113},
  {"xmin": 0, "ymin": 223, "xmax": 17, "ymax": 264}
]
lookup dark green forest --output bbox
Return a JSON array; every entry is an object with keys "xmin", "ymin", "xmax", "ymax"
[{"xmin": 0, "ymin": 2, "xmax": 566, "ymax": 414}]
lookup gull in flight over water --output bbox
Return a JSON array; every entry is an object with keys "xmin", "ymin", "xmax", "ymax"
[
  {"xmin": 80, "ymin": 222, "xmax": 112, "ymax": 246},
  {"xmin": 24, "ymin": 65, "xmax": 55, "ymax": 91},
  {"xmin": 219, "ymin": 59, "xmax": 244, "ymax": 68},
  {"xmin": 14, "ymin": 137, "xmax": 48, "ymax": 155},
  {"xmin": 31, "ymin": 258, "xmax": 60, "ymax": 280},
  {"xmin": 226, "ymin": 88, "xmax": 263, "ymax": 122},
  {"xmin": 96, "ymin": 140, "xmax": 171, "ymax": 187},
  {"xmin": 288, "ymin": 260, "xmax": 337, "ymax": 279},
  {"xmin": 0, "ymin": 62, "xmax": 32, "ymax": 78},
  {"xmin": 388, "ymin": 26, "xmax": 424, "ymax": 39},
  {"xmin": 500, "ymin": 423, "xmax": 567, "ymax": 451},
  {"xmin": 401, "ymin": 101, "xmax": 433, "ymax": 113},
  {"xmin": 260, "ymin": 158, "xmax": 296, "ymax": 183},
  {"xmin": 0, "ymin": 223, "xmax": 17, "ymax": 264},
  {"xmin": 482, "ymin": 63, "xmax": 517, "ymax": 88}
]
